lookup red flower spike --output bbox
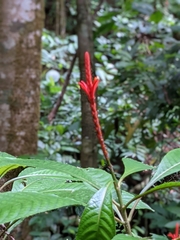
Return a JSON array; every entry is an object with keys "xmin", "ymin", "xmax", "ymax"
[
  {"xmin": 78, "ymin": 81, "xmax": 90, "ymax": 99},
  {"xmin": 168, "ymin": 223, "xmax": 180, "ymax": 240},
  {"xmin": 78, "ymin": 52, "xmax": 100, "ymax": 103},
  {"xmin": 85, "ymin": 51, "xmax": 93, "ymax": 87},
  {"xmin": 78, "ymin": 52, "xmax": 109, "ymax": 161}
]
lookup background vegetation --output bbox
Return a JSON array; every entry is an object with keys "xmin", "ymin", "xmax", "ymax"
[
  {"xmin": 1, "ymin": 0, "xmax": 180, "ymax": 239},
  {"xmin": 35, "ymin": 0, "xmax": 180, "ymax": 239}
]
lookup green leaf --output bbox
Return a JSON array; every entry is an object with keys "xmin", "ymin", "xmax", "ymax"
[
  {"xmin": 11, "ymin": 167, "xmax": 96, "ymax": 204},
  {"xmin": 121, "ymin": 191, "xmax": 153, "ymax": 211},
  {"xmin": 0, "ymin": 156, "xmax": 113, "ymax": 225},
  {"xmin": 84, "ymin": 168, "xmax": 112, "ymax": 188},
  {"xmin": 141, "ymin": 149, "xmax": 180, "ymax": 193},
  {"xmin": 0, "ymin": 152, "xmax": 17, "ymax": 176},
  {"xmin": 142, "ymin": 182, "xmax": 180, "ymax": 198},
  {"xmin": 0, "ymin": 155, "xmax": 112, "ymax": 189},
  {"xmin": 94, "ymin": 22, "xmax": 117, "ymax": 38},
  {"xmin": 0, "ymin": 192, "xmax": 81, "ymax": 224},
  {"xmin": 149, "ymin": 11, "xmax": 164, "ymax": 23},
  {"xmin": 166, "ymin": 204, "xmax": 180, "ymax": 218},
  {"xmin": 98, "ymin": 11, "xmax": 118, "ymax": 23},
  {"xmin": 112, "ymin": 234, "xmax": 143, "ymax": 240},
  {"xmin": 165, "ymin": 220, "xmax": 180, "ymax": 228},
  {"xmin": 76, "ymin": 182, "xmax": 116, "ymax": 240},
  {"xmin": 151, "ymin": 234, "xmax": 168, "ymax": 240},
  {"xmin": 0, "ymin": 164, "xmax": 20, "ymax": 177},
  {"xmin": 61, "ymin": 145, "xmax": 79, "ymax": 153},
  {"xmin": 132, "ymin": 2, "xmax": 154, "ymax": 15},
  {"xmin": 0, "ymin": 152, "xmax": 15, "ymax": 158},
  {"xmin": 120, "ymin": 158, "xmax": 154, "ymax": 182},
  {"xmin": 125, "ymin": 182, "xmax": 180, "ymax": 209}
]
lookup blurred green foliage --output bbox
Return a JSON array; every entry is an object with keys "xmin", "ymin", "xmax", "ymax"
[{"xmin": 29, "ymin": 208, "xmax": 78, "ymax": 240}]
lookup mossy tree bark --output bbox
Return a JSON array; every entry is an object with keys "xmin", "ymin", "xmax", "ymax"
[
  {"xmin": 76, "ymin": 0, "xmax": 98, "ymax": 167},
  {"xmin": 0, "ymin": 0, "xmax": 44, "ymax": 156}
]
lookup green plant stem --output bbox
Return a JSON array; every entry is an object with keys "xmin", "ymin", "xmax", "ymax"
[
  {"xmin": 113, "ymin": 204, "xmax": 124, "ymax": 222},
  {"xmin": 128, "ymin": 199, "xmax": 141, "ymax": 222},
  {"xmin": 127, "ymin": 180, "xmax": 157, "ymax": 221},
  {"xmin": 114, "ymin": 216, "xmax": 123, "ymax": 224},
  {"xmin": 112, "ymin": 199, "xmax": 120, "ymax": 208},
  {"xmin": 89, "ymin": 101, "xmax": 132, "ymax": 234},
  {"xmin": 107, "ymin": 160, "xmax": 132, "ymax": 234},
  {"xmin": 89, "ymin": 102, "xmax": 131, "ymax": 233}
]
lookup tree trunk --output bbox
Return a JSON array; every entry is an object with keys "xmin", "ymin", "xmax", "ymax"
[
  {"xmin": 0, "ymin": 0, "xmax": 44, "ymax": 239},
  {"xmin": 0, "ymin": 0, "xmax": 44, "ymax": 156},
  {"xmin": 56, "ymin": 0, "xmax": 66, "ymax": 37},
  {"xmin": 76, "ymin": 0, "xmax": 98, "ymax": 167}
]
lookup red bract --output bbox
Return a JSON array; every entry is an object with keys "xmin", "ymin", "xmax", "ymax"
[
  {"xmin": 78, "ymin": 77, "xmax": 99, "ymax": 103},
  {"xmin": 78, "ymin": 52, "xmax": 109, "ymax": 161},
  {"xmin": 168, "ymin": 223, "xmax": 180, "ymax": 240},
  {"xmin": 78, "ymin": 52, "xmax": 99, "ymax": 103}
]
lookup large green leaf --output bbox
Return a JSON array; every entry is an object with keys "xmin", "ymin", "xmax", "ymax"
[
  {"xmin": 151, "ymin": 234, "xmax": 168, "ymax": 240},
  {"xmin": 11, "ymin": 167, "xmax": 79, "ymax": 192},
  {"xmin": 9, "ymin": 167, "xmax": 73, "ymax": 192},
  {"xmin": 0, "ymin": 192, "xmax": 81, "ymax": 224},
  {"xmin": 11, "ymin": 167, "xmax": 96, "ymax": 204},
  {"xmin": 112, "ymin": 234, "xmax": 165, "ymax": 240},
  {"xmin": 120, "ymin": 158, "xmax": 154, "ymax": 182},
  {"xmin": 76, "ymin": 182, "xmax": 116, "ymax": 240},
  {"xmin": 0, "ymin": 152, "xmax": 14, "ymax": 158},
  {"xmin": 112, "ymin": 234, "xmax": 143, "ymax": 240},
  {"xmin": 0, "ymin": 152, "xmax": 16, "ymax": 176},
  {"xmin": 141, "ymin": 148, "xmax": 180, "ymax": 193},
  {"xmin": 0, "ymin": 154, "xmax": 112, "ymax": 189}
]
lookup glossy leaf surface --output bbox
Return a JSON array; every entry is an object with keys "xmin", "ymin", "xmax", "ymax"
[
  {"xmin": 0, "ymin": 155, "xmax": 112, "ymax": 189},
  {"xmin": 125, "ymin": 182, "xmax": 180, "ymax": 208},
  {"xmin": 121, "ymin": 191, "xmax": 152, "ymax": 211},
  {"xmin": 11, "ymin": 167, "xmax": 96, "ymax": 204},
  {"xmin": 120, "ymin": 158, "xmax": 154, "ymax": 182},
  {"xmin": 141, "ymin": 149, "xmax": 180, "ymax": 193},
  {"xmin": 76, "ymin": 182, "xmax": 115, "ymax": 240},
  {"xmin": 0, "ymin": 192, "xmax": 81, "ymax": 224},
  {"xmin": 112, "ymin": 234, "xmax": 143, "ymax": 240}
]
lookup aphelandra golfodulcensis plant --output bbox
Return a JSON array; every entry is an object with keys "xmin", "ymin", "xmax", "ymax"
[{"xmin": 78, "ymin": 51, "xmax": 131, "ymax": 234}]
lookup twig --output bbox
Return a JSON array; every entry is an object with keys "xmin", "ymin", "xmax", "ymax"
[
  {"xmin": 0, "ymin": 224, "xmax": 15, "ymax": 240},
  {"xmin": 93, "ymin": 0, "xmax": 104, "ymax": 20},
  {"xmin": 48, "ymin": 52, "xmax": 77, "ymax": 123}
]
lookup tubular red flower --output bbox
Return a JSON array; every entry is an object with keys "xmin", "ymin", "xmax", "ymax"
[
  {"xmin": 78, "ymin": 81, "xmax": 90, "ymax": 98},
  {"xmin": 85, "ymin": 51, "xmax": 93, "ymax": 87},
  {"xmin": 78, "ymin": 52, "xmax": 109, "ymax": 161},
  {"xmin": 79, "ymin": 53, "xmax": 100, "ymax": 103},
  {"xmin": 91, "ymin": 77, "xmax": 100, "ymax": 98},
  {"xmin": 168, "ymin": 223, "xmax": 180, "ymax": 240}
]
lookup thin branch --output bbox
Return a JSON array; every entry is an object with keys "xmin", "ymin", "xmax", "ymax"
[
  {"xmin": 48, "ymin": 52, "xmax": 77, "ymax": 123},
  {"xmin": 0, "ymin": 224, "xmax": 15, "ymax": 240},
  {"xmin": 93, "ymin": 0, "xmax": 104, "ymax": 20}
]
